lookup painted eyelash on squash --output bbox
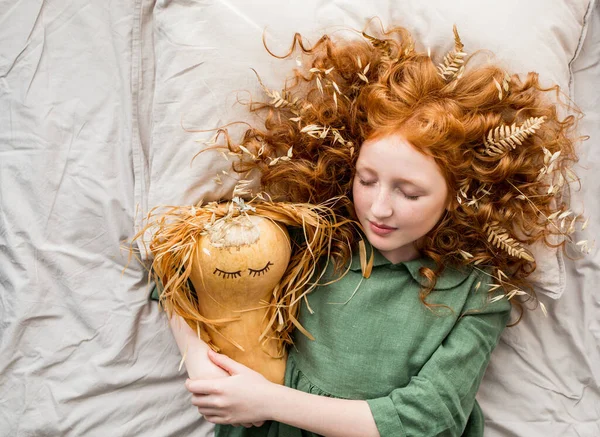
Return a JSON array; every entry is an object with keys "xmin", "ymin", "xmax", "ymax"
[
  {"xmin": 213, "ymin": 268, "xmax": 242, "ymax": 279},
  {"xmin": 248, "ymin": 261, "xmax": 273, "ymax": 277}
]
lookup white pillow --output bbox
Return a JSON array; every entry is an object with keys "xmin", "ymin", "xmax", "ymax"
[{"xmin": 145, "ymin": 0, "xmax": 593, "ymax": 298}]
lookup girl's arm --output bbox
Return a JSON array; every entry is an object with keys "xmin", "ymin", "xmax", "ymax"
[
  {"xmin": 169, "ymin": 315, "xmax": 265, "ymax": 428},
  {"xmin": 186, "ymin": 350, "xmax": 379, "ymax": 437},
  {"xmin": 151, "ymin": 282, "xmax": 228, "ymax": 379},
  {"xmin": 168, "ymin": 313, "xmax": 229, "ymax": 380}
]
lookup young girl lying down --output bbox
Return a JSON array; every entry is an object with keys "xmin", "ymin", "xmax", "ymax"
[{"xmin": 154, "ymin": 25, "xmax": 582, "ymax": 437}]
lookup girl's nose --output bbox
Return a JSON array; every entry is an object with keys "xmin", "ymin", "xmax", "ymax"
[{"xmin": 370, "ymin": 188, "xmax": 393, "ymax": 218}]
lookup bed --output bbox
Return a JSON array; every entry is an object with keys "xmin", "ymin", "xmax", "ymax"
[{"xmin": 1, "ymin": 1, "xmax": 598, "ymax": 436}]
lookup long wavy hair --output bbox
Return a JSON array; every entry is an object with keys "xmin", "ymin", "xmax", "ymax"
[{"xmin": 220, "ymin": 25, "xmax": 583, "ymax": 316}]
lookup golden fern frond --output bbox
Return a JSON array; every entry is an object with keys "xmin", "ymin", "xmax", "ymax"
[
  {"xmin": 484, "ymin": 222, "xmax": 535, "ymax": 262},
  {"xmin": 483, "ymin": 116, "xmax": 546, "ymax": 157},
  {"xmin": 437, "ymin": 25, "xmax": 467, "ymax": 82}
]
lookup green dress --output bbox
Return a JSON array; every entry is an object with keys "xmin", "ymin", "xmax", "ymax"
[{"xmin": 159, "ymin": 249, "xmax": 510, "ymax": 437}]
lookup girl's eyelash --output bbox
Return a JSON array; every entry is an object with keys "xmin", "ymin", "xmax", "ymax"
[
  {"xmin": 360, "ymin": 178, "xmax": 419, "ymax": 199},
  {"xmin": 248, "ymin": 261, "xmax": 273, "ymax": 277},
  {"xmin": 213, "ymin": 268, "xmax": 242, "ymax": 279}
]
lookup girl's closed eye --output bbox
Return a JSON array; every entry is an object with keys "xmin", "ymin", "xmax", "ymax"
[
  {"xmin": 393, "ymin": 186, "xmax": 420, "ymax": 200},
  {"xmin": 358, "ymin": 178, "xmax": 376, "ymax": 186}
]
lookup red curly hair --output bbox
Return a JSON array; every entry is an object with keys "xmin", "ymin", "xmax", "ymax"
[{"xmin": 222, "ymin": 25, "xmax": 582, "ymax": 315}]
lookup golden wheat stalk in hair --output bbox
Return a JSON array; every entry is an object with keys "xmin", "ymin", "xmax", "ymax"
[
  {"xmin": 484, "ymin": 222, "xmax": 535, "ymax": 262},
  {"xmin": 484, "ymin": 116, "xmax": 546, "ymax": 157},
  {"xmin": 492, "ymin": 71, "xmax": 512, "ymax": 100},
  {"xmin": 362, "ymin": 31, "xmax": 394, "ymax": 62},
  {"xmin": 404, "ymin": 33, "xmax": 416, "ymax": 56},
  {"xmin": 251, "ymin": 68, "xmax": 303, "ymax": 113},
  {"xmin": 357, "ymin": 61, "xmax": 371, "ymax": 83},
  {"xmin": 437, "ymin": 25, "xmax": 467, "ymax": 82}
]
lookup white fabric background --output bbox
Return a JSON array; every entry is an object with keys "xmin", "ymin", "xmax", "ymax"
[
  {"xmin": 0, "ymin": 1, "xmax": 211, "ymax": 436},
  {"xmin": 479, "ymin": 3, "xmax": 600, "ymax": 435},
  {"xmin": 0, "ymin": 1, "xmax": 598, "ymax": 436}
]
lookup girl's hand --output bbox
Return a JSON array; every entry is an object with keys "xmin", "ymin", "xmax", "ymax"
[{"xmin": 185, "ymin": 349, "xmax": 274, "ymax": 426}]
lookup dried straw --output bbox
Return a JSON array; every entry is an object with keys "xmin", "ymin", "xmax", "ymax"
[{"xmin": 136, "ymin": 196, "xmax": 354, "ymax": 355}]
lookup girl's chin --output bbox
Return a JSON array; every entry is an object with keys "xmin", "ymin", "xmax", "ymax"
[{"xmin": 368, "ymin": 239, "xmax": 420, "ymax": 263}]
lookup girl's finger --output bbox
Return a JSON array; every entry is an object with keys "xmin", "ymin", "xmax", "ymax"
[
  {"xmin": 235, "ymin": 422, "xmax": 265, "ymax": 428},
  {"xmin": 196, "ymin": 408, "xmax": 224, "ymax": 417},
  {"xmin": 191, "ymin": 395, "xmax": 220, "ymax": 408},
  {"xmin": 207, "ymin": 349, "xmax": 247, "ymax": 376},
  {"xmin": 186, "ymin": 378, "xmax": 221, "ymax": 395},
  {"xmin": 202, "ymin": 414, "xmax": 224, "ymax": 424}
]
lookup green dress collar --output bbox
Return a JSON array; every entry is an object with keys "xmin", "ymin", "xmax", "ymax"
[{"xmin": 348, "ymin": 244, "xmax": 472, "ymax": 290}]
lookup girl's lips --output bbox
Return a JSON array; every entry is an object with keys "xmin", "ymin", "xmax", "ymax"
[{"xmin": 369, "ymin": 221, "xmax": 396, "ymax": 236}]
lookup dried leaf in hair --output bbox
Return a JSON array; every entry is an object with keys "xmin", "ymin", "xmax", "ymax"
[
  {"xmin": 489, "ymin": 293, "xmax": 506, "ymax": 303},
  {"xmin": 503, "ymin": 71, "xmax": 511, "ymax": 91},
  {"xmin": 567, "ymin": 216, "xmax": 577, "ymax": 234},
  {"xmin": 483, "ymin": 116, "xmax": 546, "ymax": 157},
  {"xmin": 493, "ymin": 78, "xmax": 503, "ymax": 100},
  {"xmin": 558, "ymin": 210, "xmax": 572, "ymax": 220},
  {"xmin": 251, "ymin": 68, "xmax": 302, "ymax": 112},
  {"xmin": 316, "ymin": 76, "xmax": 323, "ymax": 94},
  {"xmin": 582, "ymin": 217, "xmax": 589, "ymax": 230},
  {"xmin": 484, "ymin": 222, "xmax": 535, "ymax": 262},
  {"xmin": 488, "ymin": 283, "xmax": 502, "ymax": 292},
  {"xmin": 437, "ymin": 25, "xmax": 467, "ymax": 82},
  {"xmin": 331, "ymin": 80, "xmax": 341, "ymax": 95},
  {"xmin": 547, "ymin": 211, "xmax": 561, "ymax": 221},
  {"xmin": 362, "ymin": 31, "xmax": 394, "ymax": 60}
]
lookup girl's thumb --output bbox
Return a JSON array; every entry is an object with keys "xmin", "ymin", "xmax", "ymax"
[{"xmin": 207, "ymin": 349, "xmax": 241, "ymax": 375}]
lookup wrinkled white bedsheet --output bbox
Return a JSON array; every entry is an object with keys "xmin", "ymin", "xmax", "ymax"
[
  {"xmin": 0, "ymin": 1, "xmax": 598, "ymax": 436},
  {"xmin": 479, "ymin": 5, "xmax": 600, "ymax": 436},
  {"xmin": 0, "ymin": 1, "xmax": 211, "ymax": 436}
]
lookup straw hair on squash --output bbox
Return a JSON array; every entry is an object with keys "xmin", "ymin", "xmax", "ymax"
[{"xmin": 138, "ymin": 197, "xmax": 355, "ymax": 354}]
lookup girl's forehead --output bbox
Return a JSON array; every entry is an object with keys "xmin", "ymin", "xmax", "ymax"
[{"xmin": 357, "ymin": 133, "xmax": 443, "ymax": 180}]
